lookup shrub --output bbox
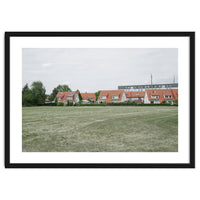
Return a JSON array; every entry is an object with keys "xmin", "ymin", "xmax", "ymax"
[
  {"xmin": 65, "ymin": 101, "xmax": 73, "ymax": 106},
  {"xmin": 39, "ymin": 103, "xmax": 57, "ymax": 106},
  {"xmin": 57, "ymin": 102, "xmax": 64, "ymax": 106},
  {"xmin": 173, "ymin": 99, "xmax": 178, "ymax": 106}
]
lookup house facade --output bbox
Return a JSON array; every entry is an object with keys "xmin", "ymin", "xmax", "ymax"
[
  {"xmin": 81, "ymin": 93, "xmax": 96, "ymax": 103},
  {"xmin": 56, "ymin": 91, "xmax": 79, "ymax": 104},
  {"xmin": 97, "ymin": 90, "xmax": 126, "ymax": 103},
  {"xmin": 125, "ymin": 91, "xmax": 145, "ymax": 103},
  {"xmin": 144, "ymin": 89, "xmax": 178, "ymax": 104}
]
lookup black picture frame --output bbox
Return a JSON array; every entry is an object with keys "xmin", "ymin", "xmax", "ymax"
[{"xmin": 5, "ymin": 32, "xmax": 195, "ymax": 168}]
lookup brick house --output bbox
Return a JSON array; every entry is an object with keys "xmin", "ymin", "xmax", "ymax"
[
  {"xmin": 125, "ymin": 91, "xmax": 145, "ymax": 103},
  {"xmin": 144, "ymin": 89, "xmax": 178, "ymax": 104},
  {"xmin": 56, "ymin": 91, "xmax": 79, "ymax": 104},
  {"xmin": 81, "ymin": 93, "xmax": 96, "ymax": 103},
  {"xmin": 97, "ymin": 90, "xmax": 126, "ymax": 103}
]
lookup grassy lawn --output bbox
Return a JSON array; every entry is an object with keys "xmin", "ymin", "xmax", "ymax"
[{"xmin": 22, "ymin": 106, "xmax": 178, "ymax": 152}]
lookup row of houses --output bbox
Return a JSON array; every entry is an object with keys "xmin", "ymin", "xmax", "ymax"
[{"xmin": 56, "ymin": 89, "xmax": 178, "ymax": 104}]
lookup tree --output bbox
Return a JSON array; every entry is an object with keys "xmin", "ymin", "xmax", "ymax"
[
  {"xmin": 31, "ymin": 81, "xmax": 46, "ymax": 105},
  {"xmin": 56, "ymin": 84, "xmax": 71, "ymax": 92},
  {"xmin": 95, "ymin": 90, "xmax": 101, "ymax": 101},
  {"xmin": 55, "ymin": 97, "xmax": 58, "ymax": 105},
  {"xmin": 22, "ymin": 84, "xmax": 34, "ymax": 106},
  {"xmin": 22, "ymin": 83, "xmax": 29, "ymax": 95},
  {"xmin": 77, "ymin": 90, "xmax": 82, "ymax": 102},
  {"xmin": 45, "ymin": 94, "xmax": 49, "ymax": 99},
  {"xmin": 49, "ymin": 84, "xmax": 71, "ymax": 101}
]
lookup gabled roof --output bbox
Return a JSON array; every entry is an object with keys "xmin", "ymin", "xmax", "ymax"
[
  {"xmin": 146, "ymin": 89, "xmax": 178, "ymax": 103},
  {"xmin": 125, "ymin": 91, "xmax": 145, "ymax": 98},
  {"xmin": 171, "ymin": 89, "xmax": 178, "ymax": 100},
  {"xmin": 81, "ymin": 93, "xmax": 96, "ymax": 101},
  {"xmin": 68, "ymin": 91, "xmax": 76, "ymax": 97},
  {"xmin": 56, "ymin": 91, "xmax": 78, "ymax": 102},
  {"xmin": 56, "ymin": 91, "xmax": 68, "ymax": 98},
  {"xmin": 98, "ymin": 90, "xmax": 124, "ymax": 103}
]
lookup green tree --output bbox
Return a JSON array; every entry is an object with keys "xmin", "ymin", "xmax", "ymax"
[
  {"xmin": 45, "ymin": 94, "xmax": 49, "ymax": 99},
  {"xmin": 56, "ymin": 84, "xmax": 71, "ymax": 92},
  {"xmin": 55, "ymin": 97, "xmax": 58, "ymax": 105},
  {"xmin": 95, "ymin": 90, "xmax": 101, "ymax": 101},
  {"xmin": 22, "ymin": 83, "xmax": 29, "ymax": 95},
  {"xmin": 49, "ymin": 84, "xmax": 71, "ymax": 101},
  {"xmin": 22, "ymin": 84, "xmax": 34, "ymax": 106},
  {"xmin": 77, "ymin": 90, "xmax": 82, "ymax": 102},
  {"xmin": 31, "ymin": 81, "xmax": 46, "ymax": 105}
]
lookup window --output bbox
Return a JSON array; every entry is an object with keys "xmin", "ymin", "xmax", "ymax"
[
  {"xmin": 58, "ymin": 97, "xmax": 61, "ymax": 100},
  {"xmin": 61, "ymin": 92, "xmax": 63, "ymax": 95},
  {"xmin": 100, "ymin": 96, "xmax": 106, "ymax": 99},
  {"xmin": 164, "ymin": 95, "xmax": 172, "ymax": 98},
  {"xmin": 67, "ymin": 97, "xmax": 73, "ymax": 100},
  {"xmin": 151, "ymin": 95, "xmax": 159, "ymax": 98},
  {"xmin": 112, "ymin": 96, "xmax": 119, "ymax": 99},
  {"xmin": 136, "ymin": 93, "xmax": 139, "ymax": 95}
]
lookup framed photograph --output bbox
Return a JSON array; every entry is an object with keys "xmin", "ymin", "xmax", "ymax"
[{"xmin": 5, "ymin": 32, "xmax": 195, "ymax": 168}]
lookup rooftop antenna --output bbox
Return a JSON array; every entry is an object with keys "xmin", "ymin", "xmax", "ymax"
[{"xmin": 151, "ymin": 74, "xmax": 153, "ymax": 85}]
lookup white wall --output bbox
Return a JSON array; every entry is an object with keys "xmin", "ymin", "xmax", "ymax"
[
  {"xmin": 127, "ymin": 97, "xmax": 144, "ymax": 101},
  {"xmin": 74, "ymin": 93, "xmax": 79, "ymax": 103},
  {"xmin": 144, "ymin": 91, "xmax": 150, "ymax": 104},
  {"xmin": 0, "ymin": 1, "xmax": 199, "ymax": 200},
  {"xmin": 121, "ymin": 92, "xmax": 126, "ymax": 102}
]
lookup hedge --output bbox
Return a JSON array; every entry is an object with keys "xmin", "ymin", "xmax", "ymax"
[{"xmin": 23, "ymin": 102, "xmax": 177, "ymax": 107}]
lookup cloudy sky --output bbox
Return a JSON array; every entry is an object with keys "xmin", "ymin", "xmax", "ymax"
[{"xmin": 22, "ymin": 48, "xmax": 178, "ymax": 94}]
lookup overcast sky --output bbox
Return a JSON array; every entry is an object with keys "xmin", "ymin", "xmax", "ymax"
[{"xmin": 22, "ymin": 48, "xmax": 178, "ymax": 94}]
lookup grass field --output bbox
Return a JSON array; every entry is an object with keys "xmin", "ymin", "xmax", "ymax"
[{"xmin": 22, "ymin": 106, "xmax": 178, "ymax": 152}]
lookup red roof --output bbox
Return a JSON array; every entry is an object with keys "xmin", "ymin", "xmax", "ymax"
[
  {"xmin": 125, "ymin": 91, "xmax": 145, "ymax": 98},
  {"xmin": 146, "ymin": 89, "xmax": 178, "ymax": 103},
  {"xmin": 98, "ymin": 90, "xmax": 124, "ymax": 103},
  {"xmin": 56, "ymin": 91, "xmax": 78, "ymax": 102},
  {"xmin": 81, "ymin": 93, "xmax": 96, "ymax": 102}
]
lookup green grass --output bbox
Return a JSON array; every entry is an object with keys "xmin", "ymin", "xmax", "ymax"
[{"xmin": 22, "ymin": 106, "xmax": 178, "ymax": 152}]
